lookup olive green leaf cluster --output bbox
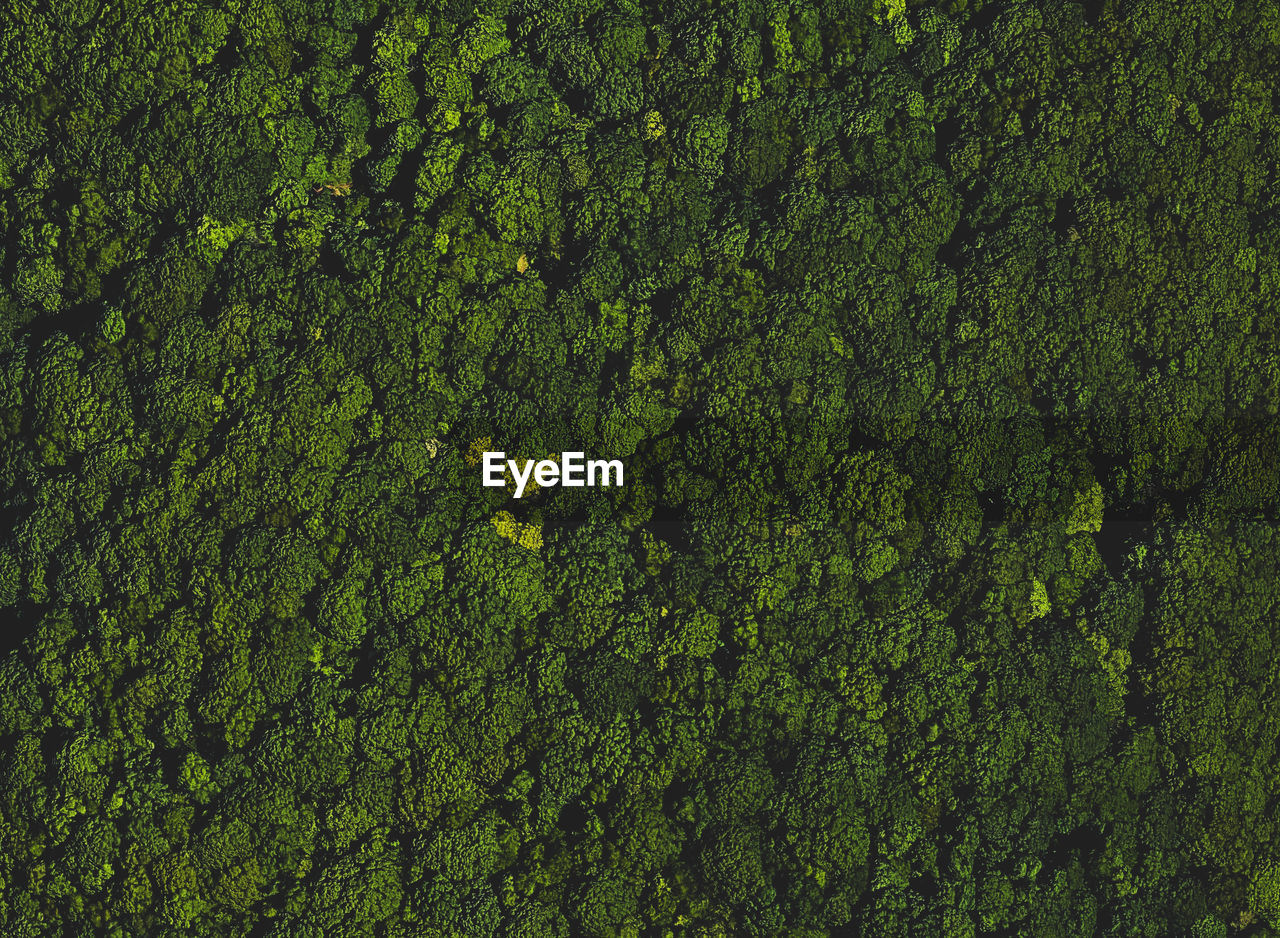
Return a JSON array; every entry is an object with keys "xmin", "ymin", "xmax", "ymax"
[{"xmin": 0, "ymin": 0, "xmax": 1278, "ymax": 935}]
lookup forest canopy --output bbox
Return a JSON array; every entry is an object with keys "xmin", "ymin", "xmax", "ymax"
[{"xmin": 0, "ymin": 0, "xmax": 1277, "ymax": 935}]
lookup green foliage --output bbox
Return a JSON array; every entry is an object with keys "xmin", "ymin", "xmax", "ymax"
[{"xmin": 0, "ymin": 0, "xmax": 1278, "ymax": 936}]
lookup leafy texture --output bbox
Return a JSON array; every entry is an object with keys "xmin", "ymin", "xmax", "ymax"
[{"xmin": 0, "ymin": 0, "xmax": 1278, "ymax": 935}]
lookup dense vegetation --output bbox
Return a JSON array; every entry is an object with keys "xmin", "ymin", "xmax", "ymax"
[{"xmin": 0, "ymin": 0, "xmax": 1278, "ymax": 934}]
